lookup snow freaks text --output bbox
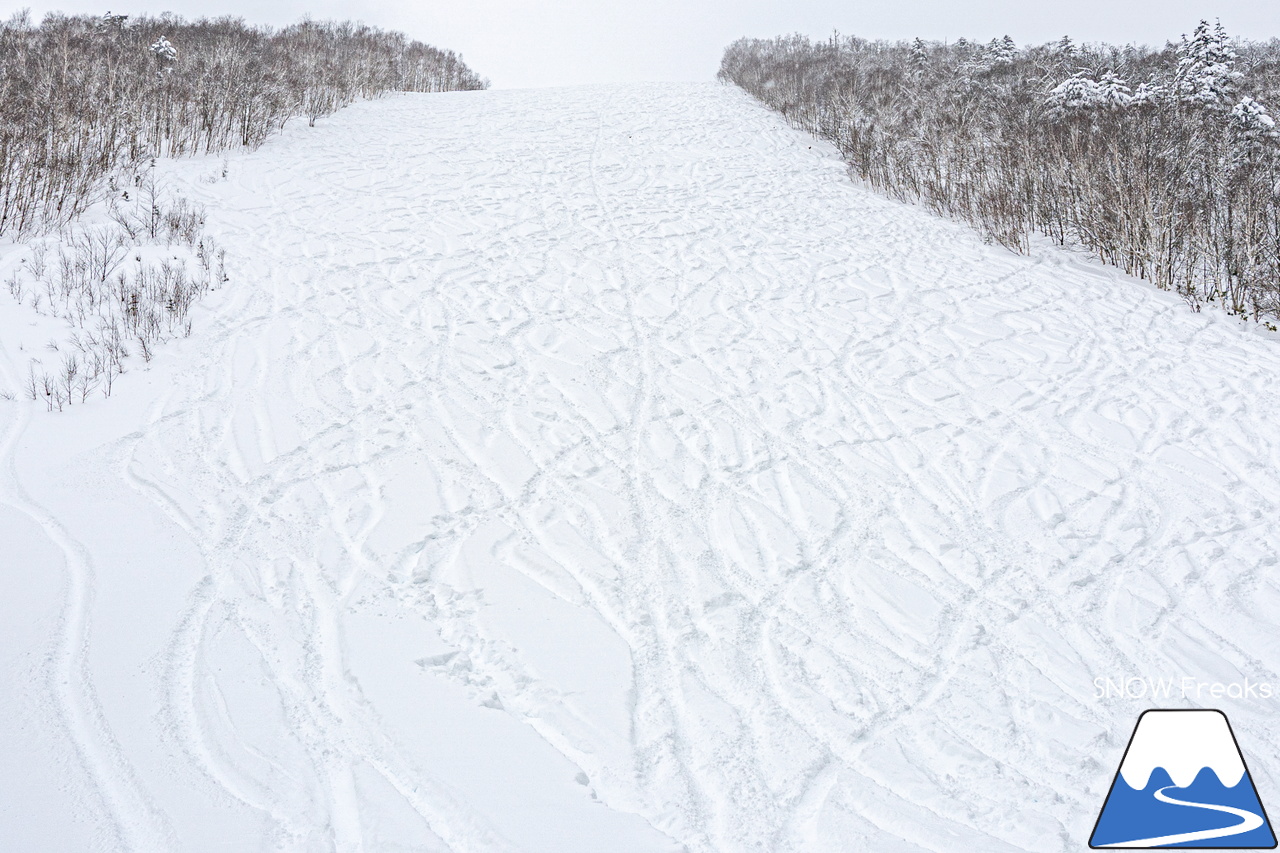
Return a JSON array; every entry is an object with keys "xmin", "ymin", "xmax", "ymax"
[{"xmin": 1094, "ymin": 677, "xmax": 1276, "ymax": 701}]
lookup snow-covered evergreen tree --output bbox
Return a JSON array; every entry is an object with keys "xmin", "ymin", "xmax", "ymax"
[
  {"xmin": 1130, "ymin": 81, "xmax": 1167, "ymax": 108},
  {"xmin": 1045, "ymin": 70, "xmax": 1137, "ymax": 114},
  {"xmin": 1175, "ymin": 20, "xmax": 1242, "ymax": 109},
  {"xmin": 910, "ymin": 37, "xmax": 928, "ymax": 71},
  {"xmin": 986, "ymin": 35, "xmax": 1017, "ymax": 66},
  {"xmin": 150, "ymin": 35, "xmax": 177, "ymax": 63},
  {"xmin": 99, "ymin": 12, "xmax": 128, "ymax": 32},
  {"xmin": 1096, "ymin": 72, "xmax": 1133, "ymax": 109},
  {"xmin": 1229, "ymin": 96, "xmax": 1279, "ymax": 148},
  {"xmin": 1045, "ymin": 73, "xmax": 1102, "ymax": 115}
]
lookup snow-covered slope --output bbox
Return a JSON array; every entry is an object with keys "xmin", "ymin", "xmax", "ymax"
[{"xmin": 3, "ymin": 82, "xmax": 1280, "ymax": 853}]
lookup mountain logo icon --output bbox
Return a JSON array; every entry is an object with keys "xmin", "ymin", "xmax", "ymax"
[{"xmin": 1090, "ymin": 709, "xmax": 1277, "ymax": 848}]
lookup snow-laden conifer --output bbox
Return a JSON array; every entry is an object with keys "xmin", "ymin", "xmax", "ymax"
[
  {"xmin": 100, "ymin": 12, "xmax": 128, "ymax": 31},
  {"xmin": 1045, "ymin": 73, "xmax": 1101, "ymax": 115},
  {"xmin": 910, "ymin": 37, "xmax": 928, "ymax": 71},
  {"xmin": 1130, "ymin": 81, "xmax": 1167, "ymax": 108},
  {"xmin": 149, "ymin": 35, "xmax": 176, "ymax": 62},
  {"xmin": 986, "ymin": 35, "xmax": 1017, "ymax": 66},
  {"xmin": 1096, "ymin": 73, "xmax": 1133, "ymax": 109},
  {"xmin": 1175, "ymin": 20, "xmax": 1243, "ymax": 108},
  {"xmin": 1230, "ymin": 96, "xmax": 1279, "ymax": 141}
]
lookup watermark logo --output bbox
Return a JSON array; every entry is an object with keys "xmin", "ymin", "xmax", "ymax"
[
  {"xmin": 1095, "ymin": 676, "xmax": 1276, "ymax": 701},
  {"xmin": 1090, "ymin": 709, "xmax": 1276, "ymax": 848}
]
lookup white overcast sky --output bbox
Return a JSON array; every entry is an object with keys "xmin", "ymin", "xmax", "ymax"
[{"xmin": 8, "ymin": 0, "xmax": 1278, "ymax": 88}]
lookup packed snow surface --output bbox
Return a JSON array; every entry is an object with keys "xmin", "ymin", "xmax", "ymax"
[{"xmin": 3, "ymin": 82, "xmax": 1280, "ymax": 852}]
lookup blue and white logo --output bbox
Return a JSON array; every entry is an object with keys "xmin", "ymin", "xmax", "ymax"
[{"xmin": 1090, "ymin": 709, "xmax": 1276, "ymax": 848}]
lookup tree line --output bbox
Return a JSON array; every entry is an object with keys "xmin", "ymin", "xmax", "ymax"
[
  {"xmin": 719, "ymin": 24, "xmax": 1280, "ymax": 322},
  {"xmin": 0, "ymin": 11, "xmax": 488, "ymax": 237}
]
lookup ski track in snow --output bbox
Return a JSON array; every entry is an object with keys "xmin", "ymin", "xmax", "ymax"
[{"xmin": 4, "ymin": 82, "xmax": 1280, "ymax": 852}]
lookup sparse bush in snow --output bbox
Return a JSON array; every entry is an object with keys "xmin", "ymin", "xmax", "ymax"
[
  {"xmin": 719, "ymin": 21, "xmax": 1280, "ymax": 322},
  {"xmin": 4, "ymin": 168, "xmax": 224, "ymax": 411}
]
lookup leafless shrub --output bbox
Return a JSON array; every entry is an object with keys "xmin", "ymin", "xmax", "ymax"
[
  {"xmin": 25, "ymin": 364, "xmax": 40, "ymax": 402},
  {"xmin": 163, "ymin": 197, "xmax": 204, "ymax": 246},
  {"xmin": 29, "ymin": 244, "xmax": 47, "ymax": 279},
  {"xmin": 4, "ymin": 265, "xmax": 21, "ymax": 302},
  {"xmin": 75, "ymin": 226, "xmax": 128, "ymax": 283},
  {"xmin": 12, "ymin": 186, "xmax": 224, "ymax": 409}
]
